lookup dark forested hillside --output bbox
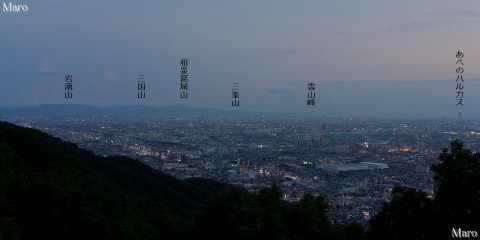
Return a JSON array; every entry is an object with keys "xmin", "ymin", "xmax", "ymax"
[
  {"xmin": 1, "ymin": 121, "xmax": 477, "ymax": 240},
  {"xmin": 0, "ymin": 121, "xmax": 363, "ymax": 240},
  {"xmin": 0, "ymin": 121, "xmax": 224, "ymax": 239}
]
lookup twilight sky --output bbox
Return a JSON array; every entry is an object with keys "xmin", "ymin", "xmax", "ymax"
[{"xmin": 1, "ymin": 0, "xmax": 480, "ymax": 118}]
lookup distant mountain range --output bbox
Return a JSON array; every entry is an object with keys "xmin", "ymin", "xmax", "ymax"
[{"xmin": 0, "ymin": 104, "xmax": 279, "ymax": 117}]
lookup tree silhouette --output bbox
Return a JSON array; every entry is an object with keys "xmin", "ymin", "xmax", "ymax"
[
  {"xmin": 369, "ymin": 186, "xmax": 433, "ymax": 240},
  {"xmin": 370, "ymin": 139, "xmax": 480, "ymax": 239},
  {"xmin": 431, "ymin": 139, "xmax": 480, "ymax": 236}
]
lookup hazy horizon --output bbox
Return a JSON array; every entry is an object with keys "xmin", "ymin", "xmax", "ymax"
[{"xmin": 2, "ymin": 1, "xmax": 480, "ymax": 118}]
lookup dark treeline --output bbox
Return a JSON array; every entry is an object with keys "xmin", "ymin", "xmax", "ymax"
[
  {"xmin": 0, "ymin": 121, "xmax": 478, "ymax": 239},
  {"xmin": 369, "ymin": 139, "xmax": 480, "ymax": 240}
]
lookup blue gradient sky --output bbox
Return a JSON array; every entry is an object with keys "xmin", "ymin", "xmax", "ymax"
[{"xmin": 1, "ymin": 0, "xmax": 480, "ymax": 118}]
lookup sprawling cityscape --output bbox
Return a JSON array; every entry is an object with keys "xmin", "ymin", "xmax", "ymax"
[
  {"xmin": 3, "ymin": 0, "xmax": 480, "ymax": 238},
  {"xmin": 3, "ymin": 113, "xmax": 479, "ymax": 226}
]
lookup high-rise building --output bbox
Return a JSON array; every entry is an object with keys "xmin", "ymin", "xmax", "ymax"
[
  {"xmin": 395, "ymin": 137, "xmax": 404, "ymax": 149},
  {"xmin": 237, "ymin": 159, "xmax": 249, "ymax": 173},
  {"xmin": 335, "ymin": 195, "xmax": 345, "ymax": 208}
]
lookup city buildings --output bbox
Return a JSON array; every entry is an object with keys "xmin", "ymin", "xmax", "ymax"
[{"xmin": 4, "ymin": 114, "xmax": 480, "ymax": 225}]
